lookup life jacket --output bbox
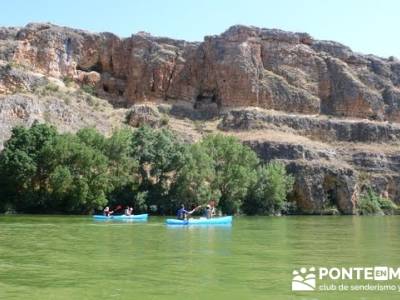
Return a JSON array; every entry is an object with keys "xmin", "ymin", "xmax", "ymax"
[{"xmin": 177, "ymin": 208, "xmax": 187, "ymax": 220}]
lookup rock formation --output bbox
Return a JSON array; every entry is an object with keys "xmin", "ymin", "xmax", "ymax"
[
  {"xmin": 1, "ymin": 23, "xmax": 400, "ymax": 121},
  {"xmin": 1, "ymin": 22, "xmax": 400, "ymax": 214}
]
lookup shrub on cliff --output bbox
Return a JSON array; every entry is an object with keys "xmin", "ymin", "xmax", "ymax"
[
  {"xmin": 243, "ymin": 161, "xmax": 294, "ymax": 215},
  {"xmin": 62, "ymin": 76, "xmax": 74, "ymax": 87},
  {"xmin": 33, "ymin": 81, "xmax": 60, "ymax": 96},
  {"xmin": 81, "ymin": 84, "xmax": 96, "ymax": 96},
  {"xmin": 358, "ymin": 187, "xmax": 397, "ymax": 215}
]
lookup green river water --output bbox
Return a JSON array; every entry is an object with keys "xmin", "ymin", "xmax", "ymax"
[{"xmin": 0, "ymin": 215, "xmax": 399, "ymax": 300}]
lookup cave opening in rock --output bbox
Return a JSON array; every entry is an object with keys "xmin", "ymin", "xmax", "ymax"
[
  {"xmin": 194, "ymin": 94, "xmax": 204, "ymax": 109},
  {"xmin": 322, "ymin": 175, "xmax": 339, "ymax": 212},
  {"xmin": 195, "ymin": 91, "xmax": 220, "ymax": 109},
  {"xmin": 195, "ymin": 93, "xmax": 206, "ymax": 103},
  {"xmin": 326, "ymin": 188, "xmax": 337, "ymax": 207},
  {"xmin": 76, "ymin": 61, "xmax": 103, "ymax": 73}
]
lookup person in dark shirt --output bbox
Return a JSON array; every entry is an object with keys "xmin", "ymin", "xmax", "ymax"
[
  {"xmin": 177, "ymin": 204, "xmax": 189, "ymax": 220},
  {"xmin": 177, "ymin": 204, "xmax": 203, "ymax": 220}
]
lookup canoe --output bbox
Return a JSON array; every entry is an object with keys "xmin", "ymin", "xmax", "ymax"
[
  {"xmin": 165, "ymin": 216, "xmax": 232, "ymax": 225},
  {"xmin": 93, "ymin": 214, "xmax": 148, "ymax": 221}
]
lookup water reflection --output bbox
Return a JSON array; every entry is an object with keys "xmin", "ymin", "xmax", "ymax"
[
  {"xmin": 165, "ymin": 223, "xmax": 232, "ymax": 229},
  {"xmin": 93, "ymin": 218, "xmax": 148, "ymax": 223}
]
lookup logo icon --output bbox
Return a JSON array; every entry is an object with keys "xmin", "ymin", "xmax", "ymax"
[
  {"xmin": 292, "ymin": 267, "xmax": 316, "ymax": 291},
  {"xmin": 374, "ymin": 266, "xmax": 388, "ymax": 281}
]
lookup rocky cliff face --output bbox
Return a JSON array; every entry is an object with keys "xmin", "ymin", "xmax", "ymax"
[
  {"xmin": 1, "ymin": 22, "xmax": 400, "ymax": 214},
  {"xmin": 1, "ymin": 23, "xmax": 400, "ymax": 121}
]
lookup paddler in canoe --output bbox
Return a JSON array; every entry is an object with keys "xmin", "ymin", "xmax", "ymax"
[
  {"xmin": 204, "ymin": 205, "xmax": 215, "ymax": 219},
  {"xmin": 103, "ymin": 206, "xmax": 113, "ymax": 217},
  {"xmin": 103, "ymin": 205, "xmax": 123, "ymax": 217},
  {"xmin": 177, "ymin": 204, "xmax": 201, "ymax": 220},
  {"xmin": 177, "ymin": 201, "xmax": 217, "ymax": 220},
  {"xmin": 203, "ymin": 200, "xmax": 217, "ymax": 219},
  {"xmin": 124, "ymin": 206, "xmax": 133, "ymax": 216}
]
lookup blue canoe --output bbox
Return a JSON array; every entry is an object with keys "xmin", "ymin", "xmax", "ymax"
[
  {"xmin": 165, "ymin": 216, "xmax": 232, "ymax": 225},
  {"xmin": 93, "ymin": 214, "xmax": 148, "ymax": 221}
]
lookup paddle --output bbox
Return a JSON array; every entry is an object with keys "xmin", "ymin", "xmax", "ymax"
[
  {"xmin": 114, "ymin": 205, "xmax": 123, "ymax": 213},
  {"xmin": 188, "ymin": 205, "xmax": 202, "ymax": 215}
]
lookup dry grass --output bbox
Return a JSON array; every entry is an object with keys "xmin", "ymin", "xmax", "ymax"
[
  {"xmin": 226, "ymin": 106, "xmax": 400, "ymax": 126},
  {"xmin": 168, "ymin": 111, "xmax": 400, "ymax": 157},
  {"xmin": 228, "ymin": 128, "xmax": 326, "ymax": 146},
  {"xmin": 335, "ymin": 141, "xmax": 400, "ymax": 155}
]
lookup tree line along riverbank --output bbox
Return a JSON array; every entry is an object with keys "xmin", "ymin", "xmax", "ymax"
[{"xmin": 0, "ymin": 122, "xmax": 396, "ymax": 216}]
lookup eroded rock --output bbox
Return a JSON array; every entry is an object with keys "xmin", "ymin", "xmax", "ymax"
[
  {"xmin": 220, "ymin": 108, "xmax": 400, "ymax": 143},
  {"xmin": 126, "ymin": 104, "xmax": 161, "ymax": 127},
  {"xmin": 1, "ymin": 23, "xmax": 400, "ymax": 121}
]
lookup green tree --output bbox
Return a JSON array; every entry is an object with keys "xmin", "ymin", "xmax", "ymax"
[
  {"xmin": 200, "ymin": 134, "xmax": 259, "ymax": 214},
  {"xmin": 0, "ymin": 124, "xmax": 112, "ymax": 213},
  {"xmin": 42, "ymin": 133, "xmax": 110, "ymax": 213},
  {"xmin": 76, "ymin": 127, "xmax": 106, "ymax": 151},
  {"xmin": 244, "ymin": 161, "xmax": 294, "ymax": 215},
  {"xmin": 0, "ymin": 122, "xmax": 58, "ymax": 212},
  {"xmin": 104, "ymin": 129, "xmax": 140, "ymax": 210},
  {"xmin": 170, "ymin": 143, "xmax": 220, "ymax": 213},
  {"xmin": 131, "ymin": 126, "xmax": 186, "ymax": 212},
  {"xmin": 0, "ymin": 122, "xmax": 299, "ymax": 216}
]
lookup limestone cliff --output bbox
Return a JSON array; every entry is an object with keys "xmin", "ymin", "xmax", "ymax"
[
  {"xmin": 1, "ymin": 23, "xmax": 400, "ymax": 121},
  {"xmin": 1, "ymin": 22, "xmax": 400, "ymax": 214}
]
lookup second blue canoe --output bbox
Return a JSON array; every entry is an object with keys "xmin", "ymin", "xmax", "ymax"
[{"xmin": 93, "ymin": 214, "xmax": 148, "ymax": 221}]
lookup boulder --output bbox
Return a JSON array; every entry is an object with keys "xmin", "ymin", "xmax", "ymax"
[{"xmin": 126, "ymin": 104, "xmax": 161, "ymax": 127}]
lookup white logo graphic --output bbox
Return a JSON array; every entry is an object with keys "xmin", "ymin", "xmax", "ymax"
[
  {"xmin": 374, "ymin": 266, "xmax": 388, "ymax": 281},
  {"xmin": 292, "ymin": 267, "xmax": 316, "ymax": 291}
]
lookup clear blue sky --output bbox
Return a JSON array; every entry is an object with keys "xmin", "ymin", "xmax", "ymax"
[{"xmin": 1, "ymin": 0, "xmax": 399, "ymax": 58}]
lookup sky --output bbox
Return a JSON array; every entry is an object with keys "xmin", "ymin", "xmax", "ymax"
[{"xmin": 1, "ymin": 0, "xmax": 399, "ymax": 58}]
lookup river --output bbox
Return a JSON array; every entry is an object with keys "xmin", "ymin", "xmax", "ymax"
[{"xmin": 0, "ymin": 215, "xmax": 399, "ymax": 299}]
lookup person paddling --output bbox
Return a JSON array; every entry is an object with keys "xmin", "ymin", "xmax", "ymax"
[
  {"xmin": 210, "ymin": 203, "xmax": 216, "ymax": 217},
  {"xmin": 203, "ymin": 201, "xmax": 216, "ymax": 219},
  {"xmin": 204, "ymin": 205, "xmax": 212, "ymax": 218},
  {"xmin": 126, "ymin": 206, "xmax": 133, "ymax": 216},
  {"xmin": 124, "ymin": 206, "xmax": 131, "ymax": 216},
  {"xmin": 103, "ymin": 206, "xmax": 114, "ymax": 217},
  {"xmin": 177, "ymin": 204, "xmax": 189, "ymax": 220},
  {"xmin": 177, "ymin": 204, "xmax": 200, "ymax": 220}
]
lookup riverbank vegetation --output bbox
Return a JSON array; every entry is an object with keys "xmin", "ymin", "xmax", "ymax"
[
  {"xmin": 0, "ymin": 122, "xmax": 295, "ymax": 215},
  {"xmin": 358, "ymin": 187, "xmax": 398, "ymax": 215},
  {"xmin": 0, "ymin": 122, "xmax": 396, "ymax": 216}
]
